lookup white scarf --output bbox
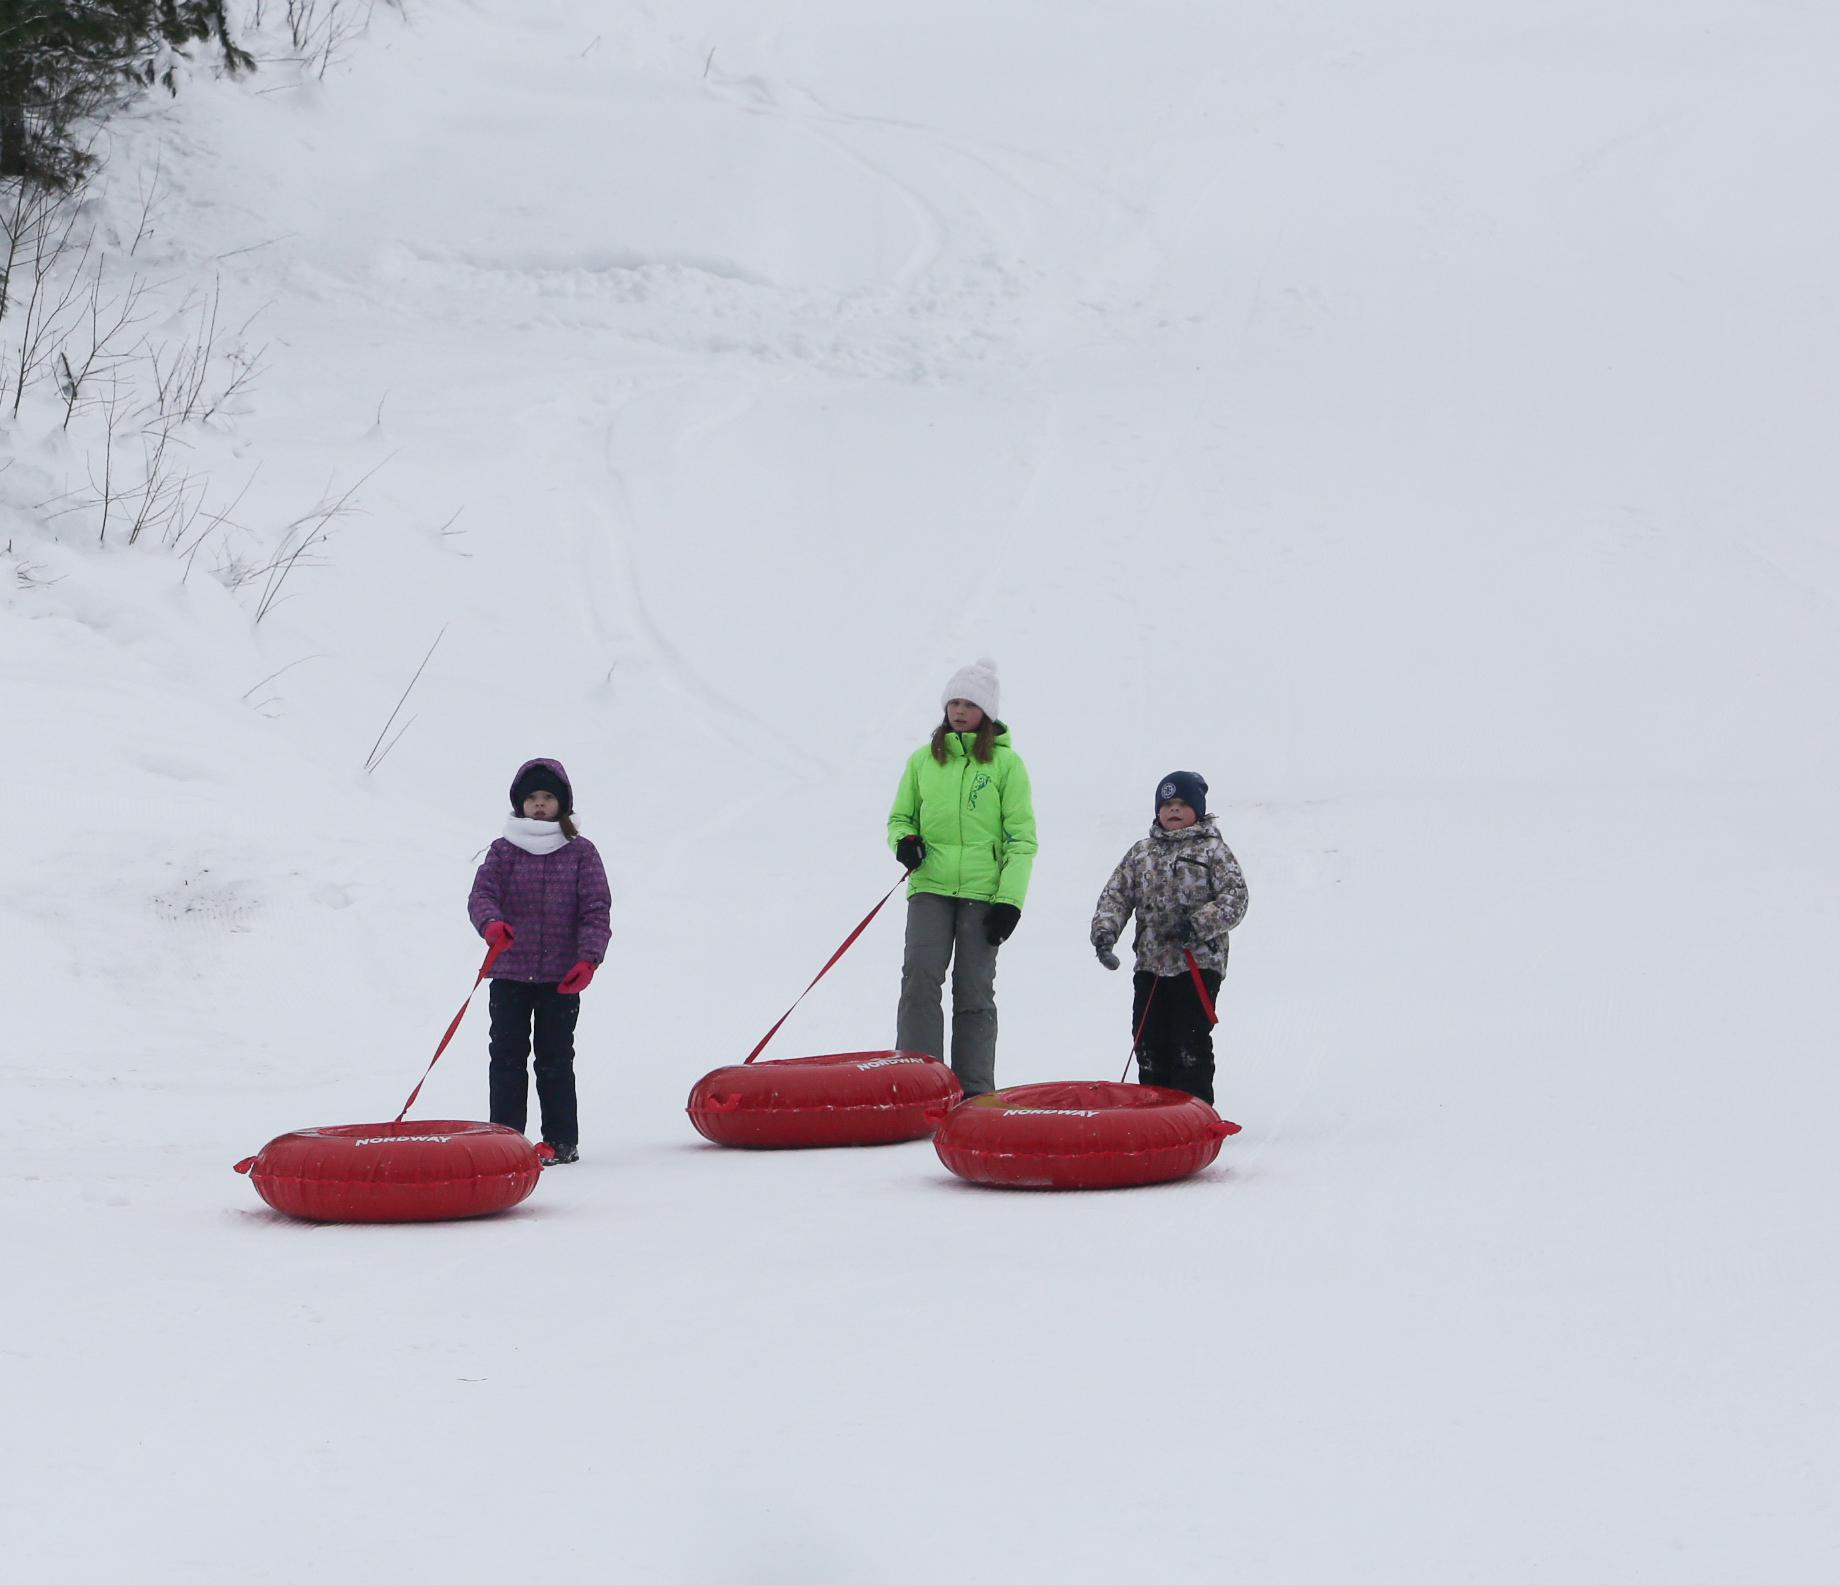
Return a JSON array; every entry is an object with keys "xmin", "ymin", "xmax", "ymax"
[{"xmin": 503, "ymin": 815, "xmax": 568, "ymax": 855}]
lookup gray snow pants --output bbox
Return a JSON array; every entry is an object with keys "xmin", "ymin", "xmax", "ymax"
[{"xmin": 896, "ymin": 892, "xmax": 1001, "ymax": 1097}]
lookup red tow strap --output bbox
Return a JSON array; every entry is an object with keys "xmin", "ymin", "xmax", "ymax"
[
  {"xmin": 394, "ymin": 938, "xmax": 509, "ymax": 1122},
  {"xmin": 1118, "ymin": 973, "xmax": 1161, "ymax": 1082},
  {"xmin": 1184, "ymin": 949, "xmax": 1219, "ymax": 1026},
  {"xmin": 1118, "ymin": 951, "xmax": 1219, "ymax": 1082},
  {"xmin": 745, "ymin": 875, "xmax": 909, "ymax": 1064}
]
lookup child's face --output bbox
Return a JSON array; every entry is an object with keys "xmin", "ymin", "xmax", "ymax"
[
  {"xmin": 945, "ymin": 698, "xmax": 986, "ymax": 732},
  {"xmin": 522, "ymin": 790, "xmax": 561, "ymax": 821},
  {"xmin": 1158, "ymin": 800, "xmax": 1198, "ymax": 831}
]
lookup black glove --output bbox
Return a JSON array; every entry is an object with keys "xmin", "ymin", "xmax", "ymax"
[
  {"xmin": 895, "ymin": 835, "xmax": 925, "ymax": 871},
  {"xmin": 1095, "ymin": 942, "xmax": 1120, "ymax": 971},
  {"xmin": 1174, "ymin": 914, "xmax": 1199, "ymax": 947},
  {"xmin": 985, "ymin": 903, "xmax": 1021, "ymax": 945}
]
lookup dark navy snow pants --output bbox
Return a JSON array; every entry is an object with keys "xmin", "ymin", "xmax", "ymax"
[{"xmin": 487, "ymin": 979, "xmax": 580, "ymax": 1146}]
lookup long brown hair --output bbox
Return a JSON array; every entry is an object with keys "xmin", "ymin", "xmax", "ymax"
[
  {"xmin": 930, "ymin": 713, "xmax": 1002, "ymax": 764},
  {"xmin": 559, "ymin": 813, "xmax": 580, "ymax": 840}
]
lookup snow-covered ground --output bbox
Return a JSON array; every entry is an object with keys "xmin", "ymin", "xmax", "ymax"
[{"xmin": 4, "ymin": 3, "xmax": 1837, "ymax": 1580}]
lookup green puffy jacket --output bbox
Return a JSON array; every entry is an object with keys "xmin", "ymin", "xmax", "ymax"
[{"xmin": 887, "ymin": 726, "xmax": 1037, "ymax": 907}]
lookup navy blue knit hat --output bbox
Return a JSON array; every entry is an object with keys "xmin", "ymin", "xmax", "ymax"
[{"xmin": 1155, "ymin": 771, "xmax": 1208, "ymax": 821}]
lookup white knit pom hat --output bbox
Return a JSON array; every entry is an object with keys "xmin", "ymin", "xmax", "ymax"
[{"xmin": 941, "ymin": 657, "xmax": 1000, "ymax": 720}]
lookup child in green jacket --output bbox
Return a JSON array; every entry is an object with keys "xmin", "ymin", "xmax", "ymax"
[{"xmin": 887, "ymin": 658, "xmax": 1037, "ymax": 1097}]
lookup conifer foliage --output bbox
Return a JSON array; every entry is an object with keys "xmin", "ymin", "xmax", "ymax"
[{"xmin": 0, "ymin": 2, "xmax": 252, "ymax": 186}]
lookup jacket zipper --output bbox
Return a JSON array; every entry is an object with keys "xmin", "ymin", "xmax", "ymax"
[{"xmin": 957, "ymin": 737, "xmax": 970, "ymax": 895}]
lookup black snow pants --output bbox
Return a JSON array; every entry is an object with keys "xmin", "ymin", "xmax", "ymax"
[
  {"xmin": 1131, "ymin": 965, "xmax": 1224, "ymax": 1106},
  {"xmin": 487, "ymin": 979, "xmax": 580, "ymax": 1147}
]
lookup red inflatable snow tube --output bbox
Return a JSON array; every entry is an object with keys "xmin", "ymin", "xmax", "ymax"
[
  {"xmin": 233, "ymin": 1120, "xmax": 543, "ymax": 1222},
  {"xmin": 688, "ymin": 1050, "xmax": 962, "ymax": 1148},
  {"xmin": 933, "ymin": 1081, "xmax": 1240, "ymax": 1189}
]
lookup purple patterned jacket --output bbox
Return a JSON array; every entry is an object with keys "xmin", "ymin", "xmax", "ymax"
[{"xmin": 467, "ymin": 759, "xmax": 612, "ymax": 984}]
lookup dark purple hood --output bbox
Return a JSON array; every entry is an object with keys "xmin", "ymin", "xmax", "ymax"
[{"xmin": 509, "ymin": 757, "xmax": 574, "ymax": 816}]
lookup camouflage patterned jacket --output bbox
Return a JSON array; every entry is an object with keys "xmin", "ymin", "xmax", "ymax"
[{"xmin": 1090, "ymin": 816, "xmax": 1248, "ymax": 977}]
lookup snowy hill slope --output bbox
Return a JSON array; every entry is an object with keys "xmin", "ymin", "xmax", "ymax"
[{"xmin": 4, "ymin": 3, "xmax": 1837, "ymax": 1580}]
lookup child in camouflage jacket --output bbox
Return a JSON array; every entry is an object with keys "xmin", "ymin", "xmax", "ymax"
[{"xmin": 1090, "ymin": 771, "xmax": 1248, "ymax": 1104}]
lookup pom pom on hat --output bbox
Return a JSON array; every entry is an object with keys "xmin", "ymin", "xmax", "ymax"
[{"xmin": 941, "ymin": 657, "xmax": 1001, "ymax": 720}]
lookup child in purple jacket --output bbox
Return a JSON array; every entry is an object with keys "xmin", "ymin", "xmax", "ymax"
[{"xmin": 467, "ymin": 758, "xmax": 611, "ymax": 1163}]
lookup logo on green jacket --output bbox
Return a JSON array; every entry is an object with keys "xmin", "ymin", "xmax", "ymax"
[{"xmin": 967, "ymin": 773, "xmax": 993, "ymax": 808}]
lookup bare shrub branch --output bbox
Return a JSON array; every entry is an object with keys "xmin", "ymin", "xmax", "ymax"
[
  {"xmin": 61, "ymin": 257, "xmax": 153, "ymax": 428},
  {"xmin": 252, "ymin": 456, "xmax": 389, "ymax": 622},
  {"xmin": 4, "ymin": 169, "xmax": 96, "ymax": 416},
  {"xmin": 363, "ymin": 625, "xmax": 445, "ymax": 773}
]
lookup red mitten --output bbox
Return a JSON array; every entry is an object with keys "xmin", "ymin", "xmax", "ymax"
[
  {"xmin": 557, "ymin": 961, "xmax": 596, "ymax": 995},
  {"xmin": 483, "ymin": 920, "xmax": 515, "ymax": 948}
]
